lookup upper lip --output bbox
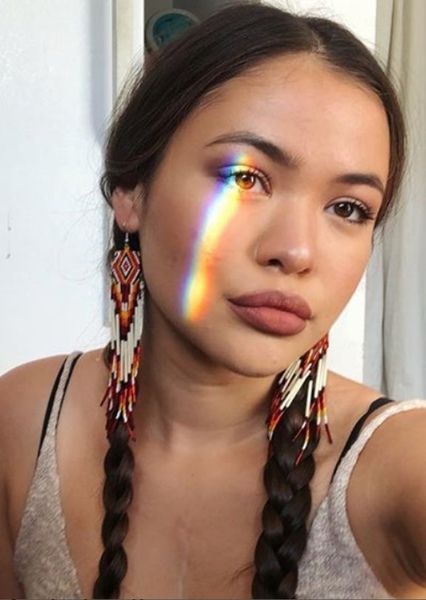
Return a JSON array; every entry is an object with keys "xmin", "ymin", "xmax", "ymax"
[{"xmin": 228, "ymin": 290, "xmax": 313, "ymax": 320}]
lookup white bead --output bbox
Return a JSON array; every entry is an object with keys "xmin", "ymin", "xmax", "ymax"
[{"xmin": 305, "ymin": 379, "xmax": 313, "ymax": 418}]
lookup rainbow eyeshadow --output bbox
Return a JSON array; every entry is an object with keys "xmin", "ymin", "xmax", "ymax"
[{"xmin": 181, "ymin": 152, "xmax": 251, "ymax": 321}]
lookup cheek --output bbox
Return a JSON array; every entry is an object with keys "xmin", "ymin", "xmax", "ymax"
[
  {"xmin": 322, "ymin": 240, "xmax": 371, "ymax": 320},
  {"xmin": 140, "ymin": 183, "xmax": 242, "ymax": 320},
  {"xmin": 180, "ymin": 190, "xmax": 247, "ymax": 320},
  {"xmin": 140, "ymin": 196, "xmax": 195, "ymax": 314}
]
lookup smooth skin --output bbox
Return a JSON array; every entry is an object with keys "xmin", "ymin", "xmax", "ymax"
[{"xmin": 1, "ymin": 54, "xmax": 425, "ymax": 599}]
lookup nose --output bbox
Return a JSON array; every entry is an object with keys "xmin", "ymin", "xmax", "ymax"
[{"xmin": 254, "ymin": 200, "xmax": 317, "ymax": 275}]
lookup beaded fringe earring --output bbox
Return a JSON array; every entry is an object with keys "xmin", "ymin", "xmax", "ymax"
[
  {"xmin": 267, "ymin": 333, "xmax": 332, "ymax": 465},
  {"xmin": 101, "ymin": 232, "xmax": 144, "ymax": 442}
]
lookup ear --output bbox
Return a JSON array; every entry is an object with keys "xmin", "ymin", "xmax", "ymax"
[{"xmin": 110, "ymin": 185, "xmax": 144, "ymax": 233}]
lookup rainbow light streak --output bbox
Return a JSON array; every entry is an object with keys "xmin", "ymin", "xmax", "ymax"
[{"xmin": 181, "ymin": 152, "xmax": 249, "ymax": 321}]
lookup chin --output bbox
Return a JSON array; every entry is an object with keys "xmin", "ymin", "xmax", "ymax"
[
  {"xmin": 224, "ymin": 351, "xmax": 291, "ymax": 379},
  {"xmin": 194, "ymin": 330, "xmax": 306, "ymax": 379}
]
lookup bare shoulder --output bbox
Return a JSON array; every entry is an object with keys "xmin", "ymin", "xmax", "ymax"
[
  {"xmin": 0, "ymin": 349, "xmax": 108, "ymax": 597},
  {"xmin": 0, "ymin": 354, "xmax": 66, "ymax": 597},
  {"xmin": 0, "ymin": 354, "xmax": 68, "ymax": 474},
  {"xmin": 0, "ymin": 349, "xmax": 106, "ymax": 443},
  {"xmin": 345, "ymin": 399, "xmax": 426, "ymax": 598},
  {"xmin": 311, "ymin": 369, "xmax": 426, "ymax": 596},
  {"xmin": 0, "ymin": 349, "xmax": 107, "ymax": 511}
]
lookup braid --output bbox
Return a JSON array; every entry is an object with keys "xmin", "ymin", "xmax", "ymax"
[
  {"xmin": 93, "ymin": 421, "xmax": 135, "ymax": 598},
  {"xmin": 252, "ymin": 384, "xmax": 319, "ymax": 599}
]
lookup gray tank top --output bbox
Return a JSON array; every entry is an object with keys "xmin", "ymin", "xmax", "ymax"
[{"xmin": 12, "ymin": 352, "xmax": 426, "ymax": 598}]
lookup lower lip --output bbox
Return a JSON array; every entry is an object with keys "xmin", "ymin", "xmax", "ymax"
[{"xmin": 228, "ymin": 302, "xmax": 307, "ymax": 336}]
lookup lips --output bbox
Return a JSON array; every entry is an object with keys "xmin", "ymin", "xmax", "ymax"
[{"xmin": 228, "ymin": 290, "xmax": 312, "ymax": 336}]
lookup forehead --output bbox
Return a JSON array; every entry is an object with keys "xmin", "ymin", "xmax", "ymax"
[{"xmin": 173, "ymin": 53, "xmax": 390, "ymax": 182}]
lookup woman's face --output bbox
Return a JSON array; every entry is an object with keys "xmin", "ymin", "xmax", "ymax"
[{"xmin": 117, "ymin": 53, "xmax": 390, "ymax": 377}]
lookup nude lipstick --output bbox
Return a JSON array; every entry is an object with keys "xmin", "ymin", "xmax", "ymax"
[{"xmin": 228, "ymin": 290, "xmax": 312, "ymax": 336}]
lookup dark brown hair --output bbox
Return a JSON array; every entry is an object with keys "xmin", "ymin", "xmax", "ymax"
[{"xmin": 94, "ymin": 2, "xmax": 406, "ymax": 598}]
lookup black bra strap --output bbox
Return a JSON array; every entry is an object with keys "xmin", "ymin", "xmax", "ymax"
[
  {"xmin": 37, "ymin": 353, "xmax": 83, "ymax": 458},
  {"xmin": 330, "ymin": 396, "xmax": 394, "ymax": 483}
]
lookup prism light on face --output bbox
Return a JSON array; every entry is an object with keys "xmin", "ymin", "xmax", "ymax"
[{"xmin": 181, "ymin": 153, "xmax": 250, "ymax": 321}]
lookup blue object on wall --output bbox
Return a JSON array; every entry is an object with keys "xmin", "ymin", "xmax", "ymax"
[{"xmin": 145, "ymin": 9, "xmax": 200, "ymax": 52}]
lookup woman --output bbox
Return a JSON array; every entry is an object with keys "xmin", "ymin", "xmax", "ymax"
[{"xmin": 1, "ymin": 3, "xmax": 426, "ymax": 599}]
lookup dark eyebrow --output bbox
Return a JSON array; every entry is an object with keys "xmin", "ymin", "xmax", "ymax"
[
  {"xmin": 333, "ymin": 173, "xmax": 385, "ymax": 197},
  {"xmin": 206, "ymin": 130, "xmax": 385, "ymax": 197},
  {"xmin": 205, "ymin": 131, "xmax": 302, "ymax": 169}
]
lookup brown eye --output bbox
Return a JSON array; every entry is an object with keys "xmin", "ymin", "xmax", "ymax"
[
  {"xmin": 334, "ymin": 202, "xmax": 354, "ymax": 218},
  {"xmin": 217, "ymin": 165, "xmax": 271, "ymax": 195},
  {"xmin": 235, "ymin": 172, "xmax": 256, "ymax": 190},
  {"xmin": 327, "ymin": 199, "xmax": 376, "ymax": 226}
]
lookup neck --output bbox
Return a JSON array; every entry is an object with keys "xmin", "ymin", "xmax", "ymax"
[{"xmin": 135, "ymin": 317, "xmax": 277, "ymax": 452}]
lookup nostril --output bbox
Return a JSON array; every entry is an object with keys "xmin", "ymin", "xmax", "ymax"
[{"xmin": 268, "ymin": 259, "xmax": 282, "ymax": 268}]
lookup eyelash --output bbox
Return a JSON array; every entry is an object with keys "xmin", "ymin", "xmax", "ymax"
[
  {"xmin": 332, "ymin": 200, "xmax": 376, "ymax": 226},
  {"xmin": 217, "ymin": 165, "xmax": 272, "ymax": 195},
  {"xmin": 217, "ymin": 165, "xmax": 376, "ymax": 226}
]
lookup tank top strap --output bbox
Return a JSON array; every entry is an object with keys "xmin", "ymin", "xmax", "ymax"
[
  {"xmin": 37, "ymin": 351, "xmax": 83, "ymax": 460},
  {"xmin": 330, "ymin": 396, "xmax": 394, "ymax": 483}
]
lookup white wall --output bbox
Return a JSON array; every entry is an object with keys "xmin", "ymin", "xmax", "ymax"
[
  {"xmin": 0, "ymin": 1, "xmax": 113, "ymax": 374},
  {"xmin": 0, "ymin": 0, "xmax": 377, "ymax": 379}
]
